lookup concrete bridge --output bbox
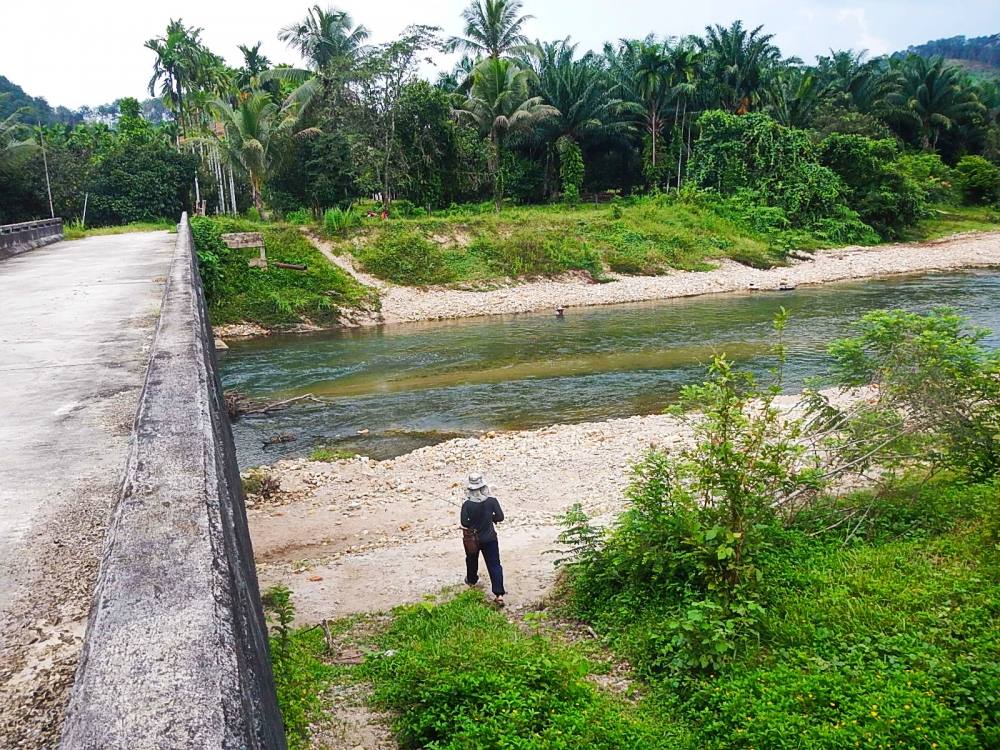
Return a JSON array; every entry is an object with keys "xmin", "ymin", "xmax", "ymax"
[{"xmin": 0, "ymin": 217, "xmax": 285, "ymax": 748}]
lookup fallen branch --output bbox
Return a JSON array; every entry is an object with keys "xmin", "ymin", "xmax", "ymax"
[{"xmin": 243, "ymin": 394, "xmax": 328, "ymax": 415}]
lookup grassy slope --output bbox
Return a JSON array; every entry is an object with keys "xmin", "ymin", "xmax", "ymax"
[
  {"xmin": 325, "ymin": 198, "xmax": 1000, "ymax": 288},
  {"xmin": 191, "ymin": 216, "xmax": 377, "ymax": 328},
  {"xmin": 268, "ymin": 480, "xmax": 998, "ymax": 750}
]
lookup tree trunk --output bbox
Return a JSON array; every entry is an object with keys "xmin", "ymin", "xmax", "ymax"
[{"xmin": 677, "ymin": 100, "xmax": 687, "ymax": 190}]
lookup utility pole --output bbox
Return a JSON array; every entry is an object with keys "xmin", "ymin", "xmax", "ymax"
[{"xmin": 37, "ymin": 122, "xmax": 55, "ymax": 219}]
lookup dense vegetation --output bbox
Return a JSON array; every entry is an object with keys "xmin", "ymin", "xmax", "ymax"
[
  {"xmin": 3, "ymin": 1, "xmax": 1000, "ymax": 243},
  {"xmin": 904, "ymin": 34, "xmax": 1000, "ymax": 74},
  {"xmin": 191, "ymin": 215, "xmax": 375, "ymax": 326}
]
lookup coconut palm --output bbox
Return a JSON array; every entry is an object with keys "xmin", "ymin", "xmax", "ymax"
[
  {"xmin": 698, "ymin": 20, "xmax": 780, "ymax": 113},
  {"xmin": 278, "ymin": 5, "xmax": 370, "ymax": 71},
  {"xmin": 212, "ymin": 93, "xmax": 316, "ymax": 213},
  {"xmin": 887, "ymin": 55, "xmax": 985, "ymax": 150},
  {"xmin": 455, "ymin": 57, "xmax": 558, "ymax": 209},
  {"xmin": 448, "ymin": 0, "xmax": 533, "ymax": 59}
]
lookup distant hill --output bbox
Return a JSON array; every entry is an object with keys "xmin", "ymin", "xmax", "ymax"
[
  {"xmin": 903, "ymin": 34, "xmax": 1000, "ymax": 78},
  {"xmin": 0, "ymin": 75, "xmax": 169, "ymax": 127},
  {"xmin": 0, "ymin": 75, "xmax": 80, "ymax": 125}
]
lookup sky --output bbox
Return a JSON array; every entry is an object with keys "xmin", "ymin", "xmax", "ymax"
[{"xmin": 1, "ymin": 0, "xmax": 998, "ymax": 109}]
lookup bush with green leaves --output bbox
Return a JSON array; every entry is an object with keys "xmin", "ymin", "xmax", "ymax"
[
  {"xmin": 824, "ymin": 307, "xmax": 1000, "ymax": 480},
  {"xmin": 469, "ymin": 230, "xmax": 603, "ymax": 279},
  {"xmin": 262, "ymin": 586, "xmax": 335, "ymax": 750},
  {"xmin": 557, "ymin": 136, "xmax": 585, "ymax": 202},
  {"xmin": 191, "ymin": 216, "xmax": 376, "ymax": 327},
  {"xmin": 896, "ymin": 152, "xmax": 957, "ymax": 204},
  {"xmin": 564, "ymin": 312, "xmax": 826, "ymax": 676},
  {"xmin": 688, "ymin": 111, "xmax": 872, "ymax": 241},
  {"xmin": 362, "ymin": 591, "xmax": 669, "ymax": 749},
  {"xmin": 955, "ymin": 155, "xmax": 1000, "ymax": 205},
  {"xmin": 818, "ymin": 134, "xmax": 927, "ymax": 239},
  {"xmin": 283, "ymin": 208, "xmax": 311, "ymax": 225}
]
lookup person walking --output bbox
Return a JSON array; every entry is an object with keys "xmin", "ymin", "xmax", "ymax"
[{"xmin": 460, "ymin": 473, "xmax": 506, "ymax": 607}]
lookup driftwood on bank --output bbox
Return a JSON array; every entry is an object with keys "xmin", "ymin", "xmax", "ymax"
[{"xmin": 225, "ymin": 390, "xmax": 329, "ymax": 420}]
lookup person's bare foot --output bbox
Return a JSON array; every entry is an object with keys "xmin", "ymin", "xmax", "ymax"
[{"xmin": 494, "ymin": 595, "xmax": 505, "ymax": 608}]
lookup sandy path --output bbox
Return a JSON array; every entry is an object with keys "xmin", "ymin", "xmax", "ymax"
[
  {"xmin": 250, "ymin": 413, "xmax": 695, "ymax": 623},
  {"xmin": 302, "ymin": 231, "xmax": 1000, "ymax": 327}
]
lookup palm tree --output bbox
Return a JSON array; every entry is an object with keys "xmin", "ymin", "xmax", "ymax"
[
  {"xmin": 767, "ymin": 67, "xmax": 826, "ymax": 127},
  {"xmin": 278, "ymin": 5, "xmax": 369, "ymax": 71},
  {"xmin": 665, "ymin": 41, "xmax": 700, "ymax": 188},
  {"xmin": 815, "ymin": 49, "xmax": 899, "ymax": 114},
  {"xmin": 887, "ymin": 55, "xmax": 985, "ymax": 150},
  {"xmin": 455, "ymin": 57, "xmax": 558, "ymax": 209},
  {"xmin": 448, "ymin": 0, "xmax": 533, "ymax": 59},
  {"xmin": 698, "ymin": 21, "xmax": 780, "ymax": 113},
  {"xmin": 526, "ymin": 39, "xmax": 632, "ymax": 196},
  {"xmin": 236, "ymin": 42, "xmax": 273, "ymax": 92},
  {"xmin": 0, "ymin": 96, "xmax": 36, "ymax": 173},
  {"xmin": 211, "ymin": 93, "xmax": 315, "ymax": 214},
  {"xmin": 146, "ymin": 20, "xmax": 226, "ymax": 142},
  {"xmin": 605, "ymin": 38, "xmax": 673, "ymax": 173}
]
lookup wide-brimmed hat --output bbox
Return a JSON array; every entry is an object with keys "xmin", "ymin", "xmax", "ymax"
[{"xmin": 466, "ymin": 473, "xmax": 487, "ymax": 490}]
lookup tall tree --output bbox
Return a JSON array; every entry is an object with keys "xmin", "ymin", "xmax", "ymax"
[
  {"xmin": 887, "ymin": 55, "xmax": 985, "ymax": 151},
  {"xmin": 698, "ymin": 20, "xmax": 780, "ymax": 113},
  {"xmin": 455, "ymin": 57, "xmax": 557, "ymax": 209},
  {"xmin": 211, "ymin": 93, "xmax": 314, "ymax": 213},
  {"xmin": 448, "ymin": 0, "xmax": 533, "ymax": 59}
]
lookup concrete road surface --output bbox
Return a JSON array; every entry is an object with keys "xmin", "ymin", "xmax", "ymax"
[{"xmin": 0, "ymin": 230, "xmax": 175, "ymax": 748}]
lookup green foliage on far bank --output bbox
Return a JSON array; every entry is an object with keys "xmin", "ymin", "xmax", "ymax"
[{"xmin": 191, "ymin": 216, "xmax": 377, "ymax": 328}]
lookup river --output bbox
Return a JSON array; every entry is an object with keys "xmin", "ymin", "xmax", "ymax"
[{"xmin": 221, "ymin": 270, "xmax": 1000, "ymax": 467}]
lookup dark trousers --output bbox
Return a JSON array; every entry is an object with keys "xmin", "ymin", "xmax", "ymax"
[{"xmin": 466, "ymin": 539, "xmax": 505, "ymax": 596}]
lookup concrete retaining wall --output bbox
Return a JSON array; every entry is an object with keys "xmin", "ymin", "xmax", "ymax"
[
  {"xmin": 0, "ymin": 218, "xmax": 63, "ymax": 258},
  {"xmin": 60, "ymin": 215, "xmax": 286, "ymax": 749}
]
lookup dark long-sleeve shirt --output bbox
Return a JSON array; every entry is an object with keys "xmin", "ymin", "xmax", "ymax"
[{"xmin": 460, "ymin": 497, "xmax": 504, "ymax": 544}]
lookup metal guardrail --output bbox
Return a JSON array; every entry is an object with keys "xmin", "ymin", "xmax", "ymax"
[{"xmin": 0, "ymin": 218, "xmax": 64, "ymax": 256}]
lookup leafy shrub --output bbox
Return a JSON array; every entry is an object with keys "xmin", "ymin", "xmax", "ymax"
[
  {"xmin": 323, "ymin": 206, "xmax": 362, "ymax": 234},
  {"xmin": 363, "ymin": 591, "xmax": 667, "ymax": 749},
  {"xmin": 357, "ymin": 227, "xmax": 454, "ymax": 285},
  {"xmin": 818, "ymin": 134, "xmax": 926, "ymax": 239},
  {"xmin": 566, "ymin": 313, "xmax": 825, "ymax": 677},
  {"xmin": 688, "ymin": 111, "xmax": 865, "ymax": 235},
  {"xmin": 262, "ymin": 586, "xmax": 334, "ymax": 750},
  {"xmin": 896, "ymin": 152, "xmax": 957, "ymax": 204},
  {"xmin": 86, "ymin": 144, "xmax": 196, "ymax": 226},
  {"xmin": 283, "ymin": 208, "xmax": 311, "ymax": 225},
  {"xmin": 557, "ymin": 136, "xmax": 585, "ymax": 203},
  {"xmin": 955, "ymin": 155, "xmax": 1000, "ymax": 205},
  {"xmin": 242, "ymin": 468, "xmax": 280, "ymax": 498},
  {"xmin": 191, "ymin": 216, "xmax": 375, "ymax": 326},
  {"xmin": 826, "ymin": 307, "xmax": 1000, "ymax": 480}
]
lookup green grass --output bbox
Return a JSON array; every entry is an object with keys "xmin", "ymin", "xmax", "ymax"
[
  {"xmin": 325, "ymin": 195, "xmax": 791, "ymax": 286},
  {"xmin": 63, "ymin": 219, "xmax": 176, "ymax": 240},
  {"xmin": 362, "ymin": 591, "xmax": 675, "ymax": 749},
  {"xmin": 905, "ymin": 203, "xmax": 1000, "ymax": 241},
  {"xmin": 308, "ymin": 445, "xmax": 357, "ymax": 462},
  {"xmin": 322, "ymin": 195, "xmax": 1000, "ymax": 287},
  {"xmin": 302, "ymin": 480, "xmax": 998, "ymax": 750},
  {"xmin": 191, "ymin": 216, "xmax": 378, "ymax": 328}
]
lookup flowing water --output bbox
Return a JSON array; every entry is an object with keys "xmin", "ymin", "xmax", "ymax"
[{"xmin": 222, "ymin": 270, "xmax": 1000, "ymax": 467}]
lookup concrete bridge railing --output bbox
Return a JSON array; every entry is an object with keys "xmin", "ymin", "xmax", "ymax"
[
  {"xmin": 60, "ymin": 214, "xmax": 286, "ymax": 749},
  {"xmin": 0, "ymin": 218, "xmax": 64, "ymax": 258}
]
